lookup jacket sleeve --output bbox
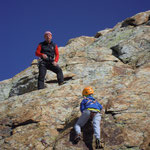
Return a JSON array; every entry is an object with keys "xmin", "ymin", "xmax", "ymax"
[
  {"xmin": 35, "ymin": 44, "xmax": 44, "ymax": 57},
  {"xmin": 80, "ymin": 99, "xmax": 86, "ymax": 113},
  {"xmin": 98, "ymin": 103, "xmax": 103, "ymax": 110},
  {"xmin": 54, "ymin": 45, "xmax": 59, "ymax": 62}
]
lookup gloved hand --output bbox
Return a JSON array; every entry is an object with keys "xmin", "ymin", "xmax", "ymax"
[
  {"xmin": 52, "ymin": 61, "xmax": 57, "ymax": 66},
  {"xmin": 42, "ymin": 54, "xmax": 48, "ymax": 59}
]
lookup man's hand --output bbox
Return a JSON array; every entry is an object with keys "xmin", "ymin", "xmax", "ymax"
[
  {"xmin": 42, "ymin": 54, "xmax": 48, "ymax": 59},
  {"xmin": 52, "ymin": 61, "xmax": 57, "ymax": 66}
]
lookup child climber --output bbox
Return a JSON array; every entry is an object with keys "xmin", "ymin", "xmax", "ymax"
[{"xmin": 74, "ymin": 86, "xmax": 103, "ymax": 149}]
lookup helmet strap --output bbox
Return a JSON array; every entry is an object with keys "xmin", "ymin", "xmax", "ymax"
[{"xmin": 83, "ymin": 94, "xmax": 93, "ymax": 98}]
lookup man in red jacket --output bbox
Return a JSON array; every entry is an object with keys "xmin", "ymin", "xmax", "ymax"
[{"xmin": 35, "ymin": 31, "xmax": 65, "ymax": 89}]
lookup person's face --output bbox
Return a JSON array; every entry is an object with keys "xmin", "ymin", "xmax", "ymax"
[{"xmin": 44, "ymin": 33, "xmax": 52, "ymax": 43}]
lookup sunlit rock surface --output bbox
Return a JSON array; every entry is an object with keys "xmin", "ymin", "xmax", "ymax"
[{"xmin": 0, "ymin": 10, "xmax": 150, "ymax": 150}]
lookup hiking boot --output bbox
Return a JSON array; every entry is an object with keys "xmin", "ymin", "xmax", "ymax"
[
  {"xmin": 74, "ymin": 134, "xmax": 81, "ymax": 144},
  {"xmin": 59, "ymin": 81, "xmax": 66, "ymax": 86},
  {"xmin": 96, "ymin": 139, "xmax": 102, "ymax": 149}
]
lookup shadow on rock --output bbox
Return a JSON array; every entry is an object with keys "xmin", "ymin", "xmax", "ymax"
[
  {"xmin": 82, "ymin": 119, "xmax": 94, "ymax": 150},
  {"xmin": 69, "ymin": 119, "xmax": 94, "ymax": 150}
]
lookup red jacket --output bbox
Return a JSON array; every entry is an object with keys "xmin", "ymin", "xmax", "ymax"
[{"xmin": 35, "ymin": 41, "xmax": 59, "ymax": 62}]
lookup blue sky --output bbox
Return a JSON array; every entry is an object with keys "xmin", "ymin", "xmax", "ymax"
[{"xmin": 0, "ymin": 0, "xmax": 150, "ymax": 81}]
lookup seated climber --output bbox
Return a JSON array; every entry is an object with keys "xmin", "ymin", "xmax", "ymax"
[
  {"xmin": 74, "ymin": 86, "xmax": 103, "ymax": 149},
  {"xmin": 35, "ymin": 31, "xmax": 65, "ymax": 89}
]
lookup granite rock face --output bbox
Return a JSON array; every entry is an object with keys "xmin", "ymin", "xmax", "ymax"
[{"xmin": 0, "ymin": 11, "xmax": 150, "ymax": 150}]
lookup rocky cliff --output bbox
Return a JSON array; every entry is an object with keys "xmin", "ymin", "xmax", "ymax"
[{"xmin": 0, "ymin": 11, "xmax": 150, "ymax": 150}]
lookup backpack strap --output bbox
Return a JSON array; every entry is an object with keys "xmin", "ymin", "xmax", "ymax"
[{"xmin": 85, "ymin": 97, "xmax": 96, "ymax": 106}]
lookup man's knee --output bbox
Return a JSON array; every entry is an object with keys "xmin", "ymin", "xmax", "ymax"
[
  {"xmin": 54, "ymin": 66, "xmax": 63, "ymax": 75},
  {"xmin": 56, "ymin": 66, "xmax": 62, "ymax": 72}
]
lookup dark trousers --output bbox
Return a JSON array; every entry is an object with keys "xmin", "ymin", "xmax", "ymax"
[{"xmin": 38, "ymin": 61, "xmax": 64, "ymax": 89}]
